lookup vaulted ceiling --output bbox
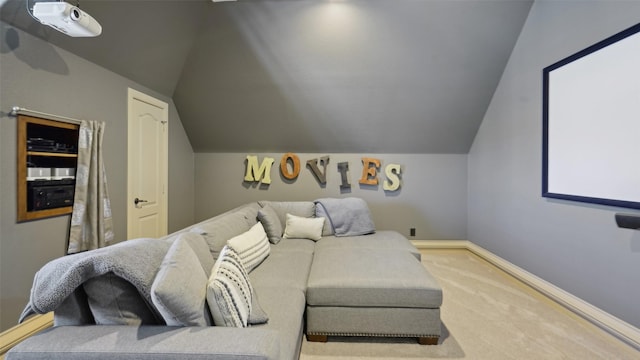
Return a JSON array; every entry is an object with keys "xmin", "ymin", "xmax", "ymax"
[{"xmin": 1, "ymin": 0, "xmax": 534, "ymax": 153}]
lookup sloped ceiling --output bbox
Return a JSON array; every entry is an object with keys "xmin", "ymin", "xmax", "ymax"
[
  {"xmin": 1, "ymin": 0, "xmax": 209, "ymax": 95},
  {"xmin": 1, "ymin": 0, "xmax": 533, "ymax": 153}
]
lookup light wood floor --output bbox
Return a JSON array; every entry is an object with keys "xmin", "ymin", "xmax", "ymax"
[{"xmin": 300, "ymin": 249, "xmax": 639, "ymax": 359}]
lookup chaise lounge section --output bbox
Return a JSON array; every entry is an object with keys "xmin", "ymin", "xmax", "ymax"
[{"xmin": 306, "ymin": 247, "xmax": 442, "ymax": 345}]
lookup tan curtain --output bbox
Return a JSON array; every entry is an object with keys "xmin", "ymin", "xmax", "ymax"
[{"xmin": 68, "ymin": 120, "xmax": 114, "ymax": 254}]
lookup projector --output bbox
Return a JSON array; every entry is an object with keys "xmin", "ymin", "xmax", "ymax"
[{"xmin": 32, "ymin": 1, "xmax": 102, "ymax": 37}]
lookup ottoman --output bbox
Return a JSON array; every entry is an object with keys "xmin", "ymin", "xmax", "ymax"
[{"xmin": 305, "ymin": 247, "xmax": 443, "ymax": 345}]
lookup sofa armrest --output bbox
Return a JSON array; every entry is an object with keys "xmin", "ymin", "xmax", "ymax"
[{"xmin": 7, "ymin": 325, "xmax": 280, "ymax": 360}]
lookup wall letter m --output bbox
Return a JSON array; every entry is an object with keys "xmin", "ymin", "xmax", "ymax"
[{"xmin": 244, "ymin": 155, "xmax": 275, "ymax": 184}]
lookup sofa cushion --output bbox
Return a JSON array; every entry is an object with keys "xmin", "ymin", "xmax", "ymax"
[
  {"xmin": 227, "ymin": 222, "xmax": 271, "ymax": 273},
  {"xmin": 257, "ymin": 204, "xmax": 283, "ymax": 244},
  {"xmin": 83, "ymin": 272, "xmax": 158, "ymax": 325},
  {"xmin": 270, "ymin": 238, "xmax": 315, "ymax": 255},
  {"xmin": 249, "ymin": 251, "xmax": 313, "ymax": 292},
  {"xmin": 251, "ymin": 286, "xmax": 307, "ymax": 360},
  {"xmin": 307, "ymin": 248, "xmax": 442, "ymax": 308},
  {"xmin": 282, "ymin": 213, "xmax": 324, "ymax": 241},
  {"xmin": 6, "ymin": 326, "xmax": 281, "ymax": 360},
  {"xmin": 167, "ymin": 232, "xmax": 215, "ymax": 277},
  {"xmin": 316, "ymin": 230, "xmax": 421, "ymax": 261},
  {"xmin": 190, "ymin": 206, "xmax": 256, "ymax": 259},
  {"xmin": 258, "ymin": 201, "xmax": 315, "ymax": 227},
  {"xmin": 151, "ymin": 237, "xmax": 212, "ymax": 326},
  {"xmin": 207, "ymin": 246, "xmax": 267, "ymax": 327}
]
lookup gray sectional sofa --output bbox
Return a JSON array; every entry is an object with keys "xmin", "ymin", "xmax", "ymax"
[{"xmin": 8, "ymin": 199, "xmax": 442, "ymax": 360}]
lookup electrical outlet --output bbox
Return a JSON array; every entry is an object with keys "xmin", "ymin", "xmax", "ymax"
[{"xmin": 410, "ymin": 228, "xmax": 416, "ymax": 237}]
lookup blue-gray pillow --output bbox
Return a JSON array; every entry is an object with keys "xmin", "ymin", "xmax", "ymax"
[{"xmin": 151, "ymin": 237, "xmax": 212, "ymax": 326}]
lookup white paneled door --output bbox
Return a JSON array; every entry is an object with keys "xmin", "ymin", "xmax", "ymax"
[{"xmin": 127, "ymin": 88, "xmax": 168, "ymax": 239}]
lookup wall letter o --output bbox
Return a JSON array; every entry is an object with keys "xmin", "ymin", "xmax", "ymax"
[{"xmin": 280, "ymin": 153, "xmax": 301, "ymax": 180}]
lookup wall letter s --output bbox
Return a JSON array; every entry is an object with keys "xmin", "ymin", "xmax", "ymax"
[{"xmin": 383, "ymin": 163, "xmax": 402, "ymax": 191}]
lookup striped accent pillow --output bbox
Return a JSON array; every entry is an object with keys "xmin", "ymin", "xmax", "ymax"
[
  {"xmin": 206, "ymin": 246, "xmax": 253, "ymax": 327},
  {"xmin": 227, "ymin": 222, "xmax": 270, "ymax": 273}
]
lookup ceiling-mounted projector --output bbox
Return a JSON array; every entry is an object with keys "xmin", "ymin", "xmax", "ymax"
[{"xmin": 32, "ymin": 1, "xmax": 102, "ymax": 37}]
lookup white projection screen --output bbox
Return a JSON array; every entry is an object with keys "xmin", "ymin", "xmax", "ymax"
[{"xmin": 543, "ymin": 23, "xmax": 640, "ymax": 210}]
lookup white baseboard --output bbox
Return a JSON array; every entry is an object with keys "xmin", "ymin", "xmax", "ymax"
[
  {"xmin": 411, "ymin": 240, "xmax": 469, "ymax": 249},
  {"xmin": 0, "ymin": 313, "xmax": 53, "ymax": 357},
  {"xmin": 412, "ymin": 239, "xmax": 640, "ymax": 351}
]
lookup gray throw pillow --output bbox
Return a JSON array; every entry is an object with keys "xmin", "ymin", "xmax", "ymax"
[
  {"xmin": 190, "ymin": 209, "xmax": 255, "ymax": 259},
  {"xmin": 258, "ymin": 201, "xmax": 315, "ymax": 227},
  {"xmin": 172, "ymin": 232, "xmax": 215, "ymax": 277},
  {"xmin": 83, "ymin": 272, "xmax": 159, "ymax": 325},
  {"xmin": 151, "ymin": 238, "xmax": 212, "ymax": 326},
  {"xmin": 315, "ymin": 203, "xmax": 334, "ymax": 236},
  {"xmin": 249, "ymin": 290, "xmax": 269, "ymax": 325},
  {"xmin": 257, "ymin": 204, "xmax": 283, "ymax": 244}
]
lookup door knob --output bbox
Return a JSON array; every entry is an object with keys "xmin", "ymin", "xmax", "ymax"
[{"xmin": 134, "ymin": 198, "xmax": 148, "ymax": 205}]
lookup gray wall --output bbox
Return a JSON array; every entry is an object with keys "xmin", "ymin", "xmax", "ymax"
[
  {"xmin": 195, "ymin": 153, "xmax": 467, "ymax": 240},
  {"xmin": 468, "ymin": 1, "xmax": 640, "ymax": 329},
  {"xmin": 0, "ymin": 22, "xmax": 195, "ymax": 331}
]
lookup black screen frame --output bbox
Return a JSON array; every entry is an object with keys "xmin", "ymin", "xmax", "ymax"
[{"xmin": 542, "ymin": 22, "xmax": 640, "ymax": 210}]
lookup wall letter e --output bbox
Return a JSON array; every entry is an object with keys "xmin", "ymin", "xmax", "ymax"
[{"xmin": 359, "ymin": 157, "xmax": 381, "ymax": 185}]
